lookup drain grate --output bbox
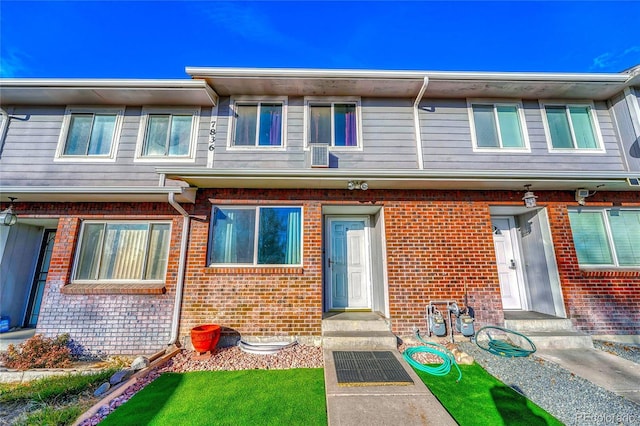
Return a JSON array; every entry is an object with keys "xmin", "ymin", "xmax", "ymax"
[{"xmin": 333, "ymin": 351, "xmax": 414, "ymax": 386}]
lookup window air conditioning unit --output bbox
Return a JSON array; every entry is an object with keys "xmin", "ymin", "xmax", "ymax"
[
  {"xmin": 628, "ymin": 177, "xmax": 640, "ymax": 187},
  {"xmin": 310, "ymin": 144, "xmax": 329, "ymax": 168}
]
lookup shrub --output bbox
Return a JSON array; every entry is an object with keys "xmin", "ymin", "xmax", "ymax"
[{"xmin": 0, "ymin": 334, "xmax": 75, "ymax": 370}]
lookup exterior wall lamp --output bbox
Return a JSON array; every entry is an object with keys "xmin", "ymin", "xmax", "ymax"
[
  {"xmin": 0, "ymin": 197, "xmax": 18, "ymax": 226},
  {"xmin": 522, "ymin": 185, "xmax": 537, "ymax": 208},
  {"xmin": 347, "ymin": 180, "xmax": 368, "ymax": 191}
]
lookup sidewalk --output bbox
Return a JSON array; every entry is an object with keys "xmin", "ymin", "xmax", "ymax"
[
  {"xmin": 536, "ymin": 348, "xmax": 640, "ymax": 405},
  {"xmin": 323, "ymin": 348, "xmax": 456, "ymax": 426}
]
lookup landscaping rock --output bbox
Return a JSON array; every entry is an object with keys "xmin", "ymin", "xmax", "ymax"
[
  {"xmin": 94, "ymin": 382, "xmax": 111, "ymax": 397},
  {"xmin": 130, "ymin": 356, "xmax": 150, "ymax": 371},
  {"xmin": 109, "ymin": 369, "xmax": 134, "ymax": 385}
]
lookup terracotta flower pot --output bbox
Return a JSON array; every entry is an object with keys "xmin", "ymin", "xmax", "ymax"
[{"xmin": 190, "ymin": 324, "xmax": 221, "ymax": 353}]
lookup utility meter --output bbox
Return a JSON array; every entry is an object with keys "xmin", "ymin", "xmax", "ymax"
[{"xmin": 456, "ymin": 314, "xmax": 475, "ymax": 337}]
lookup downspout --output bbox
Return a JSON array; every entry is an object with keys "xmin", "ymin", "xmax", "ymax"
[
  {"xmin": 0, "ymin": 107, "xmax": 14, "ymax": 157},
  {"xmin": 167, "ymin": 191, "xmax": 191, "ymax": 346},
  {"xmin": 413, "ymin": 77, "xmax": 429, "ymax": 170}
]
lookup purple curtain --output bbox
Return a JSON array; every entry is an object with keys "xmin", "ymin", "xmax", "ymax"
[
  {"xmin": 269, "ymin": 109, "xmax": 281, "ymax": 145},
  {"xmin": 345, "ymin": 110, "xmax": 356, "ymax": 146}
]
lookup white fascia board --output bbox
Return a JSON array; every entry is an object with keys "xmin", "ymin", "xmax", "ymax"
[
  {"xmin": 186, "ymin": 67, "xmax": 629, "ymax": 83},
  {"xmin": 0, "ymin": 186, "xmax": 197, "ymax": 203},
  {"xmin": 0, "ymin": 78, "xmax": 211, "ymax": 88}
]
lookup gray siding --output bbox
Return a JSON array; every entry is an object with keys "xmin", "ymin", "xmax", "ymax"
[
  {"xmin": 0, "ymin": 106, "xmax": 212, "ymax": 187},
  {"xmin": 420, "ymin": 99, "xmax": 625, "ymax": 171},
  {"xmin": 212, "ymin": 97, "xmax": 418, "ymax": 170},
  {"xmin": 611, "ymin": 89, "xmax": 640, "ymax": 171}
]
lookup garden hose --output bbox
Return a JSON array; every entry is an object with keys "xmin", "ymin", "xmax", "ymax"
[
  {"xmin": 475, "ymin": 326, "xmax": 536, "ymax": 357},
  {"xmin": 402, "ymin": 331, "xmax": 462, "ymax": 382}
]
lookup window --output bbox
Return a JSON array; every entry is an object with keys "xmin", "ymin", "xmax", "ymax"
[
  {"xmin": 209, "ymin": 206, "xmax": 302, "ymax": 265},
  {"xmin": 306, "ymin": 99, "xmax": 360, "ymax": 148},
  {"xmin": 468, "ymin": 101, "xmax": 529, "ymax": 150},
  {"xmin": 56, "ymin": 107, "xmax": 124, "ymax": 161},
  {"xmin": 136, "ymin": 107, "xmax": 200, "ymax": 161},
  {"xmin": 73, "ymin": 221, "xmax": 171, "ymax": 282},
  {"xmin": 230, "ymin": 100, "xmax": 285, "ymax": 147},
  {"xmin": 542, "ymin": 103, "xmax": 603, "ymax": 151},
  {"xmin": 568, "ymin": 209, "xmax": 640, "ymax": 267}
]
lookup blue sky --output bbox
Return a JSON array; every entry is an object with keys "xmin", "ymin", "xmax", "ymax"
[{"xmin": 1, "ymin": 1, "xmax": 639, "ymax": 78}]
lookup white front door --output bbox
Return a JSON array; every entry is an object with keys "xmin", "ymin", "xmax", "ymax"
[
  {"xmin": 492, "ymin": 217, "xmax": 526, "ymax": 310},
  {"xmin": 326, "ymin": 217, "xmax": 371, "ymax": 310}
]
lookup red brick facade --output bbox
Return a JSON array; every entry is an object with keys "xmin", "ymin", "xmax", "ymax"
[{"xmin": 23, "ymin": 190, "xmax": 640, "ymax": 354}]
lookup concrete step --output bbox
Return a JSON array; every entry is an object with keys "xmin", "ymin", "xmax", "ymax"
[
  {"xmin": 504, "ymin": 318, "xmax": 575, "ymax": 333},
  {"xmin": 523, "ymin": 330, "xmax": 594, "ymax": 350},
  {"xmin": 322, "ymin": 331, "xmax": 398, "ymax": 350},
  {"xmin": 322, "ymin": 312, "xmax": 392, "ymax": 333}
]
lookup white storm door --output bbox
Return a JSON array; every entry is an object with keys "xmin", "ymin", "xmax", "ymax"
[
  {"xmin": 492, "ymin": 217, "xmax": 524, "ymax": 310},
  {"xmin": 327, "ymin": 218, "xmax": 371, "ymax": 310}
]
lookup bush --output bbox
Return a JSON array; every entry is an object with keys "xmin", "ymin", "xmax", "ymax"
[{"xmin": 1, "ymin": 334, "xmax": 75, "ymax": 370}]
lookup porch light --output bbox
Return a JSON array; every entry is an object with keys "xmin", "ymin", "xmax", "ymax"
[
  {"xmin": 522, "ymin": 185, "xmax": 537, "ymax": 208},
  {"xmin": 347, "ymin": 180, "xmax": 368, "ymax": 191},
  {"xmin": 0, "ymin": 197, "xmax": 18, "ymax": 226}
]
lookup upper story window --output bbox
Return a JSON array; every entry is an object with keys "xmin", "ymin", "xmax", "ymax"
[
  {"xmin": 229, "ymin": 97, "xmax": 286, "ymax": 148},
  {"xmin": 55, "ymin": 107, "xmax": 124, "ymax": 161},
  {"xmin": 305, "ymin": 97, "xmax": 361, "ymax": 148},
  {"xmin": 135, "ymin": 107, "xmax": 200, "ymax": 162},
  {"xmin": 541, "ymin": 102, "xmax": 604, "ymax": 152},
  {"xmin": 73, "ymin": 221, "xmax": 171, "ymax": 283},
  {"xmin": 209, "ymin": 206, "xmax": 302, "ymax": 266},
  {"xmin": 468, "ymin": 101, "xmax": 529, "ymax": 151},
  {"xmin": 568, "ymin": 209, "xmax": 640, "ymax": 268}
]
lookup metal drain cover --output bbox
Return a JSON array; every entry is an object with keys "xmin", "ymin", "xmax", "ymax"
[{"xmin": 333, "ymin": 351, "xmax": 414, "ymax": 386}]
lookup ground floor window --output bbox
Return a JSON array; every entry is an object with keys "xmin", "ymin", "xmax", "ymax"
[
  {"xmin": 209, "ymin": 206, "xmax": 302, "ymax": 265},
  {"xmin": 568, "ymin": 209, "xmax": 640, "ymax": 267},
  {"xmin": 73, "ymin": 221, "xmax": 171, "ymax": 282}
]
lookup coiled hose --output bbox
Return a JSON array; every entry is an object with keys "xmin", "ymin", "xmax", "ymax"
[
  {"xmin": 475, "ymin": 326, "xmax": 536, "ymax": 357},
  {"xmin": 402, "ymin": 331, "xmax": 462, "ymax": 382}
]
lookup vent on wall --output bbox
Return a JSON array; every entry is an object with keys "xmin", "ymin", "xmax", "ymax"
[
  {"xmin": 628, "ymin": 177, "xmax": 640, "ymax": 186},
  {"xmin": 310, "ymin": 144, "xmax": 329, "ymax": 168}
]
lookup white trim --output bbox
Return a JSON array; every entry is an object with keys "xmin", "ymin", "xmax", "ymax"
[
  {"xmin": 467, "ymin": 99, "xmax": 531, "ymax": 153},
  {"xmin": 226, "ymin": 96, "xmax": 288, "ymax": 151},
  {"xmin": 134, "ymin": 106, "xmax": 201, "ymax": 163},
  {"xmin": 540, "ymin": 100, "xmax": 606, "ymax": 153},
  {"xmin": 413, "ymin": 77, "xmax": 428, "ymax": 170},
  {"xmin": 54, "ymin": 106, "xmax": 125, "ymax": 162},
  {"xmin": 71, "ymin": 220, "xmax": 172, "ymax": 284},
  {"xmin": 207, "ymin": 103, "xmax": 218, "ymax": 168},
  {"xmin": 207, "ymin": 205, "xmax": 304, "ymax": 267},
  {"xmin": 324, "ymin": 215, "xmax": 372, "ymax": 311},
  {"xmin": 303, "ymin": 96, "xmax": 363, "ymax": 151}
]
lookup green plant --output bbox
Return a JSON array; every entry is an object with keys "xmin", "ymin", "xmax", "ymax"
[
  {"xmin": 14, "ymin": 403, "xmax": 87, "ymax": 426},
  {"xmin": 0, "ymin": 334, "xmax": 75, "ymax": 370}
]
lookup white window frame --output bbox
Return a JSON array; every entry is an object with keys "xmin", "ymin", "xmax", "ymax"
[
  {"xmin": 467, "ymin": 99, "xmax": 531, "ymax": 153},
  {"xmin": 540, "ymin": 100, "xmax": 605, "ymax": 153},
  {"xmin": 208, "ymin": 205, "xmax": 304, "ymax": 267},
  {"xmin": 568, "ymin": 208, "xmax": 640, "ymax": 268},
  {"xmin": 304, "ymin": 96, "xmax": 363, "ymax": 151},
  {"xmin": 227, "ymin": 96, "xmax": 288, "ymax": 151},
  {"xmin": 71, "ymin": 220, "xmax": 172, "ymax": 284},
  {"xmin": 55, "ymin": 106, "xmax": 125, "ymax": 162},
  {"xmin": 134, "ymin": 107, "xmax": 200, "ymax": 162}
]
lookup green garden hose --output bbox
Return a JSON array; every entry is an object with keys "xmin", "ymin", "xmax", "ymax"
[
  {"xmin": 475, "ymin": 326, "xmax": 536, "ymax": 357},
  {"xmin": 402, "ymin": 331, "xmax": 462, "ymax": 382}
]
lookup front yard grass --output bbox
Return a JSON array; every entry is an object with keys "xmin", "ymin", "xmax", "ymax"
[
  {"xmin": 100, "ymin": 368, "xmax": 327, "ymax": 426},
  {"xmin": 414, "ymin": 362, "xmax": 563, "ymax": 426},
  {"xmin": 0, "ymin": 369, "xmax": 117, "ymax": 426}
]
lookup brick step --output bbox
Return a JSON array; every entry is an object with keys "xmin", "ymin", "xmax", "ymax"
[{"xmin": 322, "ymin": 312, "xmax": 392, "ymax": 333}]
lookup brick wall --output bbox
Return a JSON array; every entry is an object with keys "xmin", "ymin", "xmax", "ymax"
[
  {"xmin": 30, "ymin": 203, "xmax": 180, "ymax": 356},
  {"xmin": 17, "ymin": 189, "xmax": 640, "ymax": 355}
]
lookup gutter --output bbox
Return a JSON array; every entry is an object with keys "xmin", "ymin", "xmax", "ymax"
[
  {"xmin": 413, "ymin": 77, "xmax": 429, "ymax": 169},
  {"xmin": 0, "ymin": 107, "xmax": 13, "ymax": 157},
  {"xmin": 167, "ymin": 192, "xmax": 191, "ymax": 346}
]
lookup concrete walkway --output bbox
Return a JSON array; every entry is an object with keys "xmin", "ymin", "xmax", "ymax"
[
  {"xmin": 537, "ymin": 348, "xmax": 640, "ymax": 405},
  {"xmin": 323, "ymin": 349, "xmax": 456, "ymax": 426}
]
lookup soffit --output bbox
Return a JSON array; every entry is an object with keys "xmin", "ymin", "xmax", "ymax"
[{"xmin": 0, "ymin": 80, "xmax": 218, "ymax": 106}]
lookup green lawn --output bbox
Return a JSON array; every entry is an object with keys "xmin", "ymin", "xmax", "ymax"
[
  {"xmin": 100, "ymin": 369, "xmax": 327, "ymax": 426},
  {"xmin": 414, "ymin": 363, "xmax": 563, "ymax": 426}
]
